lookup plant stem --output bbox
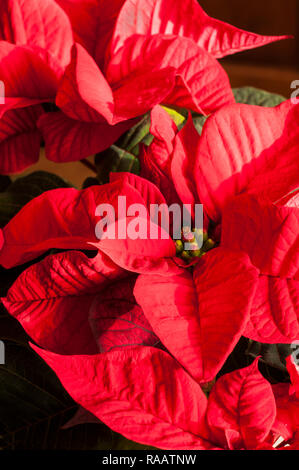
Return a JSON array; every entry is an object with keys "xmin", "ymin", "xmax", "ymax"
[{"xmin": 79, "ymin": 159, "xmax": 97, "ymax": 173}]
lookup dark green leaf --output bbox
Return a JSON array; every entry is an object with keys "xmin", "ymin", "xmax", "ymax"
[
  {"xmin": 82, "ymin": 177, "xmax": 100, "ymax": 189},
  {"xmin": 116, "ymin": 107, "xmax": 185, "ymax": 156},
  {"xmin": 0, "ymin": 171, "xmax": 73, "ymax": 228},
  {"xmin": 192, "ymin": 114, "xmax": 208, "ymax": 135},
  {"xmin": 117, "ymin": 115, "xmax": 152, "ymax": 155},
  {"xmin": 245, "ymin": 341, "xmax": 292, "ymax": 383},
  {"xmin": 0, "ymin": 176, "xmax": 11, "ymax": 192},
  {"xmin": 95, "ymin": 145, "xmax": 140, "ymax": 184},
  {"xmin": 233, "ymin": 87, "xmax": 286, "ymax": 107},
  {"xmin": 218, "ymin": 337, "xmax": 291, "ymax": 384}
]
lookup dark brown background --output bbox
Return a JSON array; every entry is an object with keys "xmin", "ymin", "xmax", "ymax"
[
  {"xmin": 201, "ymin": 0, "xmax": 299, "ymax": 96},
  {"xmin": 25, "ymin": 1, "xmax": 299, "ymax": 186}
]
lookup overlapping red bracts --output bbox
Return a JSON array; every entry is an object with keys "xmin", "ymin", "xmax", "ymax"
[
  {"xmin": 0, "ymin": 0, "xmax": 73, "ymax": 172},
  {"xmin": 0, "ymin": 133, "xmax": 297, "ymax": 449},
  {"xmin": 0, "ymin": 0, "xmax": 297, "ymax": 451},
  {"xmin": 29, "ymin": 343, "xmax": 299, "ymax": 450},
  {"xmin": 141, "ymin": 102, "xmax": 299, "ymax": 345},
  {"xmin": 0, "ymin": 171, "xmax": 258, "ymax": 383},
  {"xmin": 0, "ymin": 0, "xmax": 289, "ymax": 169}
]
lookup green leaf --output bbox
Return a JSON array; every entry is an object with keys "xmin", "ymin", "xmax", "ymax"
[
  {"xmin": 161, "ymin": 105, "xmax": 186, "ymax": 128},
  {"xmin": 218, "ymin": 337, "xmax": 291, "ymax": 384},
  {"xmin": 192, "ymin": 113, "xmax": 208, "ymax": 135},
  {"xmin": 117, "ymin": 115, "xmax": 152, "ymax": 154},
  {"xmin": 245, "ymin": 341, "xmax": 292, "ymax": 383},
  {"xmin": 191, "ymin": 87, "xmax": 286, "ymax": 138},
  {"xmin": 116, "ymin": 107, "xmax": 186, "ymax": 157},
  {"xmin": 95, "ymin": 145, "xmax": 140, "ymax": 184},
  {"xmin": 0, "ymin": 304, "xmax": 29, "ymax": 345},
  {"xmin": 233, "ymin": 87, "xmax": 286, "ymax": 107},
  {"xmin": 82, "ymin": 177, "xmax": 100, "ymax": 189},
  {"xmin": 0, "ymin": 171, "xmax": 73, "ymax": 228},
  {"xmin": 0, "ymin": 176, "xmax": 11, "ymax": 192}
]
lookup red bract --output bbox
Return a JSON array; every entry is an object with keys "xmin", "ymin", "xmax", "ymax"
[
  {"xmin": 0, "ymin": 175, "xmax": 179, "ymax": 357},
  {"xmin": 0, "ymin": 0, "xmax": 74, "ymax": 173},
  {"xmin": 38, "ymin": 0, "xmax": 289, "ymax": 162},
  {"xmin": 141, "ymin": 102, "xmax": 299, "ymax": 345},
  {"xmin": 0, "ymin": 0, "xmax": 135, "ymax": 171},
  {"xmin": 0, "ymin": 171, "xmax": 259, "ymax": 383},
  {"xmin": 0, "ymin": 177, "xmax": 296, "ymax": 448},
  {"xmin": 27, "ymin": 342, "xmax": 299, "ymax": 450},
  {"xmin": 271, "ymin": 357, "xmax": 299, "ymax": 449}
]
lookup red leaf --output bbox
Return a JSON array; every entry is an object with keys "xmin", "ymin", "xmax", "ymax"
[
  {"xmin": 30, "ymin": 345, "xmax": 212, "ymax": 449},
  {"xmin": 110, "ymin": 0, "xmax": 288, "ymax": 58},
  {"xmin": 56, "ymin": 43, "xmax": 114, "ymax": 123},
  {"xmin": 89, "ymin": 276, "xmax": 159, "ymax": 352},
  {"xmin": 171, "ymin": 115, "xmax": 200, "ymax": 208},
  {"xmin": 207, "ymin": 359, "xmax": 276, "ymax": 449},
  {"xmin": 0, "ymin": 105, "xmax": 43, "ymax": 174},
  {"xmin": 55, "ymin": 0, "xmax": 125, "ymax": 69},
  {"xmin": 222, "ymin": 195, "xmax": 299, "ymax": 279},
  {"xmin": 0, "ymin": 0, "xmax": 73, "ymax": 68},
  {"xmin": 107, "ymin": 34, "xmax": 234, "ymax": 115},
  {"xmin": 38, "ymin": 111, "xmax": 135, "ymax": 162},
  {"xmin": 134, "ymin": 248, "xmax": 259, "ymax": 382},
  {"xmin": 109, "ymin": 172, "xmax": 167, "ymax": 210},
  {"xmin": 0, "ymin": 41, "xmax": 59, "ymax": 98},
  {"xmin": 0, "ymin": 178, "xmax": 145, "ymax": 268},
  {"xmin": 95, "ymin": 216, "xmax": 179, "ymax": 275},
  {"xmin": 139, "ymin": 106, "xmax": 181, "ymax": 206},
  {"xmin": 3, "ymin": 250, "xmax": 125, "ymax": 354},
  {"xmin": 222, "ymin": 195, "xmax": 299, "ymax": 343},
  {"xmin": 243, "ymin": 276, "xmax": 299, "ymax": 343},
  {"xmin": 0, "ymin": 97, "xmax": 45, "ymax": 119},
  {"xmin": 195, "ymin": 101, "xmax": 299, "ymax": 222}
]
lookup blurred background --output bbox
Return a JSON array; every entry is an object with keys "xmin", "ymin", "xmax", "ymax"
[
  {"xmin": 21, "ymin": 0, "xmax": 299, "ymax": 187},
  {"xmin": 201, "ymin": 0, "xmax": 299, "ymax": 95}
]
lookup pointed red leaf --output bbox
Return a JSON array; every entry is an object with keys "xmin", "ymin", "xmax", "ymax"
[
  {"xmin": 243, "ymin": 275, "xmax": 299, "ymax": 343},
  {"xmin": 95, "ymin": 216, "xmax": 179, "ymax": 275},
  {"xmin": 56, "ymin": 43, "xmax": 114, "ymax": 123},
  {"xmin": 195, "ymin": 100, "xmax": 299, "ymax": 222},
  {"xmin": 272, "ymin": 381, "xmax": 299, "ymax": 441},
  {"xmin": 0, "ymin": 179, "xmax": 145, "ymax": 268},
  {"xmin": 134, "ymin": 248, "xmax": 259, "ymax": 383},
  {"xmin": 222, "ymin": 195, "xmax": 299, "ymax": 343},
  {"xmin": 109, "ymin": 172, "xmax": 167, "ymax": 210},
  {"xmin": 170, "ymin": 115, "xmax": 200, "ymax": 208},
  {"xmin": 207, "ymin": 359, "xmax": 276, "ymax": 449},
  {"xmin": 111, "ymin": 0, "xmax": 289, "ymax": 58},
  {"xmin": 30, "ymin": 345, "xmax": 212, "ymax": 449},
  {"xmin": 139, "ymin": 106, "xmax": 181, "ymax": 206},
  {"xmin": 56, "ymin": 42, "xmax": 176, "ymax": 125},
  {"xmin": 3, "ymin": 250, "xmax": 126, "ymax": 354},
  {"xmin": 107, "ymin": 34, "xmax": 234, "ymax": 115}
]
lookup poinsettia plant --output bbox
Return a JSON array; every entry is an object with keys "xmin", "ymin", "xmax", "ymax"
[{"xmin": 0, "ymin": 0, "xmax": 298, "ymax": 451}]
